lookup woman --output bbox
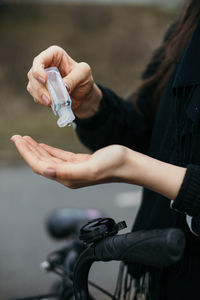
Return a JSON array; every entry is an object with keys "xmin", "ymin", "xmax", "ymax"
[{"xmin": 11, "ymin": 1, "xmax": 200, "ymax": 299}]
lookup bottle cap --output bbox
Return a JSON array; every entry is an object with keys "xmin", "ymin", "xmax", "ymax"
[{"xmin": 57, "ymin": 106, "xmax": 75, "ymax": 127}]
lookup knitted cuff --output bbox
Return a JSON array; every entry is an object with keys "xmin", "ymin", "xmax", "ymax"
[
  {"xmin": 172, "ymin": 164, "xmax": 200, "ymax": 217},
  {"xmin": 75, "ymin": 85, "xmax": 117, "ymax": 129}
]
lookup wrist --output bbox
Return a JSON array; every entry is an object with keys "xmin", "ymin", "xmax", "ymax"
[
  {"xmin": 121, "ymin": 148, "xmax": 186, "ymax": 200},
  {"xmin": 122, "ymin": 148, "xmax": 145, "ymax": 184},
  {"xmin": 75, "ymin": 83, "xmax": 103, "ymax": 119},
  {"xmin": 113, "ymin": 147, "xmax": 141, "ymax": 184}
]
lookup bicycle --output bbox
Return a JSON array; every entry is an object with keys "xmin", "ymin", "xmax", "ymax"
[{"xmin": 8, "ymin": 210, "xmax": 186, "ymax": 300}]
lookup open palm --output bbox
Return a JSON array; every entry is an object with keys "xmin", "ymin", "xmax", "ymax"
[{"xmin": 11, "ymin": 135, "xmax": 127, "ymax": 189}]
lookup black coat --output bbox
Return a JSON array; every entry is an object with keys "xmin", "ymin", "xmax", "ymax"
[{"xmin": 75, "ymin": 19, "xmax": 200, "ymax": 299}]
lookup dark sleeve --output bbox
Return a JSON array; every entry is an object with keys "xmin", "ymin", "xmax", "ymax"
[
  {"xmin": 75, "ymin": 21, "xmax": 177, "ymax": 153},
  {"xmin": 171, "ymin": 164, "xmax": 200, "ymax": 217},
  {"xmin": 75, "ymin": 85, "xmax": 152, "ymax": 153},
  {"xmin": 171, "ymin": 164, "xmax": 200, "ymax": 237}
]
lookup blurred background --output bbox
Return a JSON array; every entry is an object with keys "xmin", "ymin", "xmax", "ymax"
[{"xmin": 0, "ymin": 0, "xmax": 183, "ymax": 299}]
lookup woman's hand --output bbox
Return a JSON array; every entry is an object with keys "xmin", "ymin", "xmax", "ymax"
[
  {"xmin": 11, "ymin": 135, "xmax": 186, "ymax": 199},
  {"xmin": 27, "ymin": 45, "xmax": 102, "ymax": 119},
  {"xmin": 11, "ymin": 135, "xmax": 129, "ymax": 189}
]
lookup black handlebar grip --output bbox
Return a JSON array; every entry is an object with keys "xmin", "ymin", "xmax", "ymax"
[{"xmin": 94, "ymin": 229, "xmax": 185, "ymax": 268}]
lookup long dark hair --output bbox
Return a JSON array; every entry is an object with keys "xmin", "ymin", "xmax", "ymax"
[{"xmin": 132, "ymin": 0, "xmax": 200, "ymax": 115}]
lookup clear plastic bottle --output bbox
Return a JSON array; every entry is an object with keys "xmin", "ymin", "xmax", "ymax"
[{"xmin": 45, "ymin": 67, "xmax": 75, "ymax": 127}]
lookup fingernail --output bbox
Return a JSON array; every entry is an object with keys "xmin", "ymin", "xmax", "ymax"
[
  {"xmin": 64, "ymin": 83, "xmax": 70, "ymax": 92},
  {"xmin": 38, "ymin": 76, "xmax": 46, "ymax": 85},
  {"xmin": 42, "ymin": 94, "xmax": 50, "ymax": 105},
  {"xmin": 10, "ymin": 135, "xmax": 21, "ymax": 142},
  {"xmin": 44, "ymin": 168, "xmax": 56, "ymax": 178}
]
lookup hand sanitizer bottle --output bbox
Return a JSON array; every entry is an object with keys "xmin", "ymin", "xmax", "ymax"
[{"xmin": 45, "ymin": 67, "xmax": 75, "ymax": 127}]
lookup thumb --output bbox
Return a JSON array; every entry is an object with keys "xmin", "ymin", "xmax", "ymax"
[
  {"xmin": 55, "ymin": 160, "xmax": 93, "ymax": 181},
  {"xmin": 62, "ymin": 62, "xmax": 91, "ymax": 94}
]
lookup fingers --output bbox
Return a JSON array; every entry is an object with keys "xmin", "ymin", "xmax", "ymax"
[
  {"xmin": 40, "ymin": 144, "xmax": 93, "ymax": 185},
  {"xmin": 40, "ymin": 143, "xmax": 75, "ymax": 161},
  {"xmin": 27, "ymin": 48, "xmax": 52, "ymax": 106},
  {"xmin": 11, "ymin": 135, "xmax": 95, "ymax": 189},
  {"xmin": 26, "ymin": 76, "xmax": 51, "ymax": 106},
  {"xmin": 62, "ymin": 62, "xmax": 91, "ymax": 94},
  {"xmin": 23, "ymin": 136, "xmax": 63, "ymax": 163},
  {"xmin": 11, "ymin": 135, "xmax": 54, "ymax": 174},
  {"xmin": 27, "ymin": 46, "xmax": 77, "ymax": 106},
  {"xmin": 30, "ymin": 46, "xmax": 64, "ymax": 83},
  {"xmin": 40, "ymin": 143, "xmax": 90, "ymax": 163},
  {"xmin": 55, "ymin": 160, "xmax": 92, "ymax": 183},
  {"xmin": 32, "ymin": 45, "xmax": 75, "ymax": 78},
  {"xmin": 40, "ymin": 147, "xmax": 94, "ymax": 187},
  {"xmin": 26, "ymin": 45, "xmax": 92, "ymax": 114}
]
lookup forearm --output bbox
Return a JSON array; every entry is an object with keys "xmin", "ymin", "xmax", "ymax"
[
  {"xmin": 124, "ymin": 148, "xmax": 186, "ymax": 200},
  {"xmin": 122, "ymin": 149, "xmax": 200, "ymax": 238},
  {"xmin": 75, "ymin": 86, "xmax": 152, "ymax": 153}
]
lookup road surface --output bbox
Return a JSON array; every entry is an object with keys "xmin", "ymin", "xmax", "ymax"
[{"xmin": 0, "ymin": 166, "xmax": 142, "ymax": 299}]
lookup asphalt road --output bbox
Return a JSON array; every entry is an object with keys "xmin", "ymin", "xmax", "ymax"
[{"xmin": 0, "ymin": 166, "xmax": 142, "ymax": 299}]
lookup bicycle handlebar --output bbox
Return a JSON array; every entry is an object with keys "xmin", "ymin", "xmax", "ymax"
[
  {"xmin": 73, "ymin": 228, "xmax": 185, "ymax": 300},
  {"xmin": 95, "ymin": 228, "xmax": 185, "ymax": 268}
]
